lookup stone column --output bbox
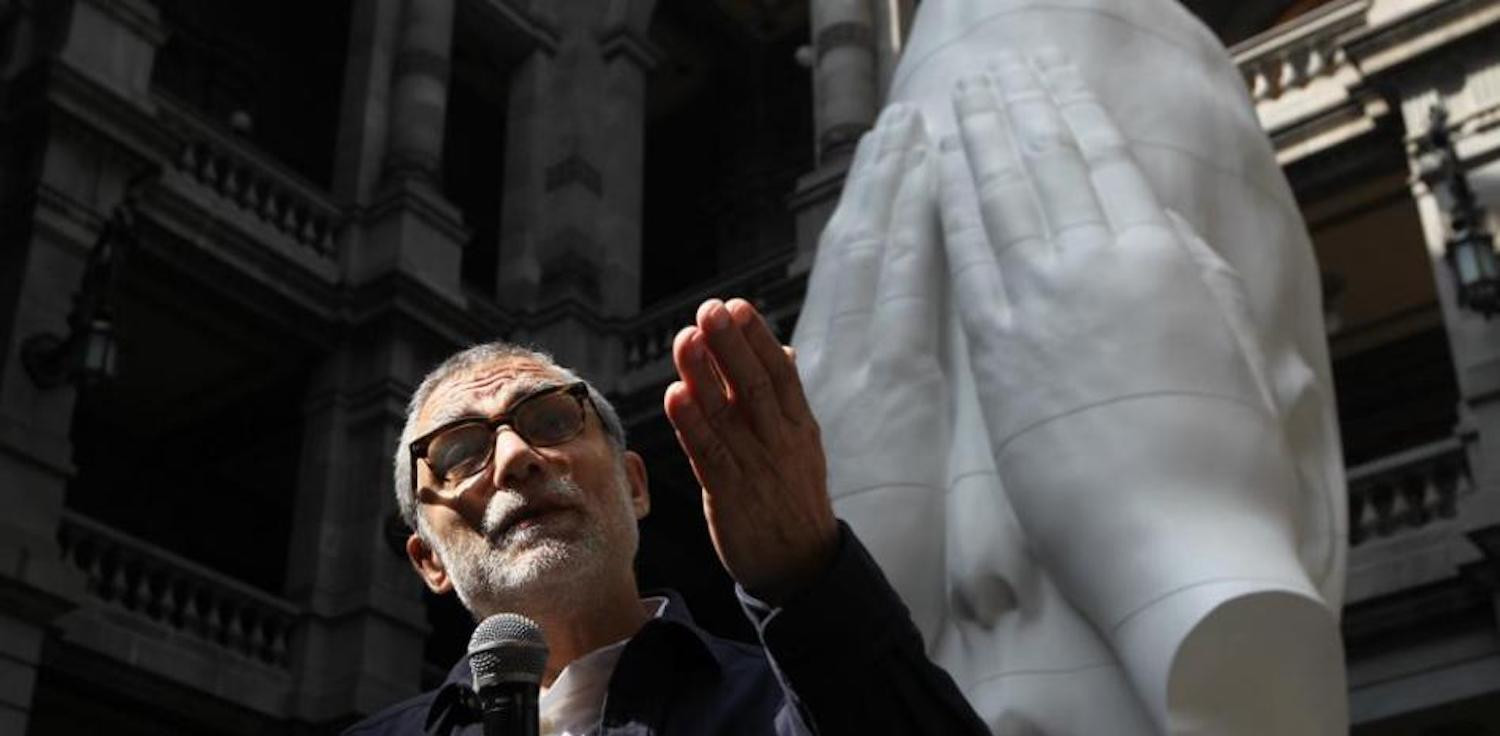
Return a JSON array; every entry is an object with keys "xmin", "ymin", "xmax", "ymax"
[
  {"xmin": 342, "ymin": 0, "xmax": 467, "ymax": 299},
  {"xmin": 870, "ymin": 0, "xmax": 915, "ymax": 98},
  {"xmin": 809, "ymin": 0, "xmax": 879, "ymax": 165},
  {"xmin": 0, "ymin": 1, "xmax": 161, "ymax": 733},
  {"xmin": 496, "ymin": 1, "xmax": 658, "ymax": 377},
  {"xmin": 332, "ymin": 0, "xmax": 403, "ymax": 206},
  {"xmin": 1400, "ymin": 79, "xmax": 1500, "ymax": 535},
  {"xmin": 283, "ymin": 338, "xmax": 439, "ymax": 725},
  {"xmin": 383, "ymin": 0, "xmax": 456, "ymax": 183},
  {"xmin": 789, "ymin": 0, "xmax": 881, "ymax": 276},
  {"xmin": 288, "ymin": 0, "xmax": 468, "ymax": 724}
]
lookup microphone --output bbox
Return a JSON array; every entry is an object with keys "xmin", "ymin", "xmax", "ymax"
[{"xmin": 468, "ymin": 613, "xmax": 549, "ymax": 736}]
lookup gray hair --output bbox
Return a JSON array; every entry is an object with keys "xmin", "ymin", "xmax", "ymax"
[{"xmin": 393, "ymin": 341, "xmax": 627, "ymax": 533}]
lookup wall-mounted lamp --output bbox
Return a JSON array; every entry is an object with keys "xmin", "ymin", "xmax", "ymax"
[
  {"xmin": 21, "ymin": 174, "xmax": 151, "ymax": 389},
  {"xmin": 1420, "ymin": 104, "xmax": 1500, "ymax": 318}
]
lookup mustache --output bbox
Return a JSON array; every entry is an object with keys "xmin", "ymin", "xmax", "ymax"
[{"xmin": 480, "ymin": 474, "xmax": 584, "ymax": 540}]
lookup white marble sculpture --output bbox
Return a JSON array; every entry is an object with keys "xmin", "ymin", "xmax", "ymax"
[{"xmin": 792, "ymin": 1, "xmax": 1349, "ymax": 734}]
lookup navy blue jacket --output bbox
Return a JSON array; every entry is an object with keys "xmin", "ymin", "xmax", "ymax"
[{"xmin": 344, "ymin": 524, "xmax": 989, "ymax": 735}]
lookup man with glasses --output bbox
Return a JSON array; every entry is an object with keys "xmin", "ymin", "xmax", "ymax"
[{"xmin": 346, "ymin": 294, "xmax": 989, "ymax": 735}]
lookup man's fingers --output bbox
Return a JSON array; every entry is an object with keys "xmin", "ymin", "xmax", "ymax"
[
  {"xmin": 991, "ymin": 50, "xmax": 1108, "ymax": 245},
  {"xmin": 727, "ymin": 299, "xmax": 815, "ymax": 424},
  {"xmin": 663, "ymin": 381, "xmax": 740, "ymax": 492},
  {"xmin": 673, "ymin": 325, "xmax": 728, "ymax": 417},
  {"xmin": 698, "ymin": 299, "xmax": 784, "ymax": 444},
  {"xmin": 1033, "ymin": 47, "xmax": 1165, "ymax": 234}
]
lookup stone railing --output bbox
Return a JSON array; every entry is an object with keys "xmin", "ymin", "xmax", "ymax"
[
  {"xmin": 1346, "ymin": 437, "xmax": 1469, "ymax": 546},
  {"xmin": 1232, "ymin": 0, "xmax": 1367, "ymax": 103},
  {"xmin": 156, "ymin": 95, "xmax": 344, "ymax": 260},
  {"xmin": 56, "ymin": 511, "xmax": 298, "ymax": 668},
  {"xmin": 621, "ymin": 249, "xmax": 798, "ymax": 374}
]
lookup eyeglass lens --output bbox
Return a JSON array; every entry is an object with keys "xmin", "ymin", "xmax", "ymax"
[{"xmin": 424, "ymin": 389, "xmax": 584, "ymax": 484}]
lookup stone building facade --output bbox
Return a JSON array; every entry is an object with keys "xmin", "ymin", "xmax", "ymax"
[{"xmin": 0, "ymin": 0, "xmax": 1495, "ymax": 733}]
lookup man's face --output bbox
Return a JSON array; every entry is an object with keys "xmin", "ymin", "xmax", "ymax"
[{"xmin": 406, "ymin": 357, "xmax": 649, "ymax": 618}]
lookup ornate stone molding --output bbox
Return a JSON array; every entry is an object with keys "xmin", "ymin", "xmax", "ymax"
[
  {"xmin": 598, "ymin": 24, "xmax": 663, "ymax": 71},
  {"xmin": 544, "ymin": 152, "xmax": 603, "ymax": 196},
  {"xmin": 462, "ymin": 0, "xmax": 560, "ymax": 55}
]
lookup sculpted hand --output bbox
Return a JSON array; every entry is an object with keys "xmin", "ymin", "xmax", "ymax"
[
  {"xmin": 791, "ymin": 104, "xmax": 953, "ymax": 640},
  {"xmin": 940, "ymin": 49, "xmax": 1303, "ymax": 643},
  {"xmin": 664, "ymin": 296, "xmax": 837, "ymax": 604}
]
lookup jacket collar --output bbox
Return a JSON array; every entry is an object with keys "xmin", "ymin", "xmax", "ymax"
[{"xmin": 422, "ymin": 591, "xmax": 722, "ymax": 731}]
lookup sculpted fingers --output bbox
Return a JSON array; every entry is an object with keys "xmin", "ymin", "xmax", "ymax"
[
  {"xmin": 797, "ymin": 130, "xmax": 883, "ymax": 368},
  {"xmin": 991, "ymin": 50, "xmax": 1108, "ymax": 245},
  {"xmin": 824, "ymin": 105, "xmax": 926, "ymax": 367},
  {"xmin": 953, "ymin": 70, "xmax": 1044, "ymax": 258},
  {"xmin": 836, "ymin": 105, "xmax": 924, "ymax": 319},
  {"xmin": 1033, "ymin": 48, "xmax": 1165, "ymax": 234},
  {"xmin": 872, "ymin": 142, "xmax": 944, "ymax": 364},
  {"xmin": 938, "ymin": 135, "xmax": 1011, "ymax": 327}
]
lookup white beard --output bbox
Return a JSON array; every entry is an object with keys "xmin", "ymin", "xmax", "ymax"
[{"xmin": 431, "ymin": 466, "xmax": 636, "ymax": 619}]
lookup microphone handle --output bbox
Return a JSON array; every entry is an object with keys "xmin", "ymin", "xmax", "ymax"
[{"xmin": 479, "ymin": 684, "xmax": 539, "ymax": 736}]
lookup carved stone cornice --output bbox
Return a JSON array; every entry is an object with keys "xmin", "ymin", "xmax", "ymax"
[
  {"xmin": 461, "ymin": 0, "xmax": 560, "ymax": 56},
  {"xmin": 1345, "ymin": 0, "xmax": 1500, "ymax": 78},
  {"xmin": 597, "ymin": 24, "xmax": 663, "ymax": 71}
]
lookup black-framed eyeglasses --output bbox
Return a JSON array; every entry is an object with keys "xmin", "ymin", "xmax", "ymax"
[{"xmin": 409, "ymin": 382, "xmax": 592, "ymax": 497}]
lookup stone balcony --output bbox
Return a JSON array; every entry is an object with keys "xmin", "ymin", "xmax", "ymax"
[
  {"xmin": 134, "ymin": 93, "xmax": 347, "ymax": 312},
  {"xmin": 616, "ymin": 248, "xmax": 802, "ymax": 399},
  {"xmin": 1344, "ymin": 435, "xmax": 1493, "ymax": 603},
  {"xmin": 52, "ymin": 511, "xmax": 299, "ymax": 718}
]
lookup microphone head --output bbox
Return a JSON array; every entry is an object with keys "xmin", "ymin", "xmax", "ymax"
[{"xmin": 468, "ymin": 613, "xmax": 549, "ymax": 690}]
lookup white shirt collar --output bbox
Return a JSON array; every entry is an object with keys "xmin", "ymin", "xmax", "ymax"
[{"xmin": 538, "ymin": 597, "xmax": 669, "ymax": 736}]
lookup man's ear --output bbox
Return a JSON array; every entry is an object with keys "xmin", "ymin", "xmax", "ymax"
[
  {"xmin": 406, "ymin": 532, "xmax": 454, "ymax": 595},
  {"xmin": 623, "ymin": 450, "xmax": 650, "ymax": 520}
]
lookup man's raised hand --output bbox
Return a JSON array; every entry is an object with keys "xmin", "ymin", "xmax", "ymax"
[{"xmin": 663, "ymin": 297, "xmax": 836, "ymax": 605}]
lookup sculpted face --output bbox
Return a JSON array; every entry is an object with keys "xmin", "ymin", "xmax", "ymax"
[{"xmin": 406, "ymin": 357, "xmax": 649, "ymax": 618}]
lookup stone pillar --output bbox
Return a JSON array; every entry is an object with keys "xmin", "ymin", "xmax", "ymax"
[
  {"xmin": 870, "ymin": 0, "xmax": 915, "ymax": 98},
  {"xmin": 0, "ymin": 1, "xmax": 161, "ymax": 733},
  {"xmin": 383, "ymin": 0, "xmax": 456, "ymax": 183},
  {"xmin": 1400, "ymin": 79, "xmax": 1500, "ymax": 532},
  {"xmin": 496, "ymin": 1, "xmax": 658, "ymax": 376},
  {"xmin": 332, "ymin": 0, "xmax": 403, "ymax": 206},
  {"xmin": 342, "ymin": 0, "xmax": 467, "ymax": 300},
  {"xmin": 789, "ymin": 0, "xmax": 881, "ymax": 276},
  {"xmin": 288, "ymin": 0, "xmax": 468, "ymax": 724},
  {"xmin": 283, "ymin": 338, "xmax": 436, "ymax": 724},
  {"xmin": 809, "ymin": 0, "xmax": 879, "ymax": 165}
]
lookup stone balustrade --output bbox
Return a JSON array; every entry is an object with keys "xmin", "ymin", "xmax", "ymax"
[
  {"xmin": 1346, "ymin": 437, "xmax": 1470, "ymax": 546},
  {"xmin": 1232, "ymin": 0, "xmax": 1367, "ymax": 103},
  {"xmin": 621, "ymin": 249, "xmax": 798, "ymax": 373},
  {"xmin": 157, "ymin": 95, "xmax": 344, "ymax": 259},
  {"xmin": 56, "ymin": 511, "xmax": 298, "ymax": 668}
]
